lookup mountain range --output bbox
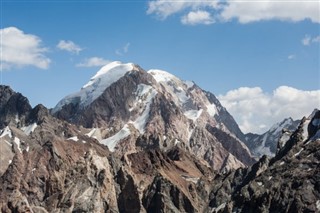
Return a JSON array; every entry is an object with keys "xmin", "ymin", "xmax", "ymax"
[
  {"xmin": 0, "ymin": 61, "xmax": 319, "ymax": 212},
  {"xmin": 245, "ymin": 117, "xmax": 300, "ymax": 157}
]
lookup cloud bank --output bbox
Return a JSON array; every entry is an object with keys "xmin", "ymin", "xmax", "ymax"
[
  {"xmin": 147, "ymin": 0, "xmax": 320, "ymax": 25},
  {"xmin": 218, "ymin": 86, "xmax": 320, "ymax": 134},
  {"xmin": 0, "ymin": 27, "xmax": 51, "ymax": 70}
]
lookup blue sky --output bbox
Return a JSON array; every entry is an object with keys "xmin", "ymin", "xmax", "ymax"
[{"xmin": 1, "ymin": 0, "xmax": 319, "ymax": 133}]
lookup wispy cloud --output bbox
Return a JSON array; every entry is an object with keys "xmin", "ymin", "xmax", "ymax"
[
  {"xmin": 302, "ymin": 35, "xmax": 311, "ymax": 46},
  {"xmin": 76, "ymin": 57, "xmax": 110, "ymax": 67},
  {"xmin": 218, "ymin": 86, "xmax": 320, "ymax": 134},
  {"xmin": 287, "ymin": 54, "xmax": 296, "ymax": 60},
  {"xmin": 302, "ymin": 34, "xmax": 320, "ymax": 46},
  {"xmin": 147, "ymin": 0, "xmax": 320, "ymax": 25},
  {"xmin": 57, "ymin": 40, "xmax": 82, "ymax": 54},
  {"xmin": 0, "ymin": 27, "xmax": 51, "ymax": 70},
  {"xmin": 116, "ymin": 42, "xmax": 130, "ymax": 56}
]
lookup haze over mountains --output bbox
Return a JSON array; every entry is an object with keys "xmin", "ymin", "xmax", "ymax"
[{"xmin": 0, "ymin": 61, "xmax": 319, "ymax": 212}]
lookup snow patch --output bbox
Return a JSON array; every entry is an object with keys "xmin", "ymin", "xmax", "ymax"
[
  {"xmin": 254, "ymin": 134, "xmax": 274, "ymax": 157},
  {"xmin": 14, "ymin": 137, "xmax": 22, "ymax": 153},
  {"xmin": 86, "ymin": 128, "xmax": 96, "ymax": 137},
  {"xmin": 212, "ymin": 203, "xmax": 226, "ymax": 212},
  {"xmin": 8, "ymin": 160, "xmax": 12, "ymax": 165},
  {"xmin": 148, "ymin": 69, "xmax": 177, "ymax": 83},
  {"xmin": 53, "ymin": 61, "xmax": 134, "ymax": 113},
  {"xmin": 316, "ymin": 200, "xmax": 320, "ymax": 210},
  {"xmin": 187, "ymin": 128, "xmax": 194, "ymax": 141},
  {"xmin": 21, "ymin": 123, "xmax": 38, "ymax": 135},
  {"xmin": 185, "ymin": 80, "xmax": 194, "ymax": 89},
  {"xmin": 206, "ymin": 104, "xmax": 216, "ymax": 117},
  {"xmin": 130, "ymin": 84, "xmax": 157, "ymax": 134},
  {"xmin": 4, "ymin": 140, "xmax": 12, "ymax": 146},
  {"xmin": 68, "ymin": 136, "xmax": 79, "ymax": 142},
  {"xmin": 278, "ymin": 132, "xmax": 291, "ymax": 150},
  {"xmin": 148, "ymin": 69, "xmax": 190, "ymax": 106},
  {"xmin": 0, "ymin": 127, "xmax": 12, "ymax": 138},
  {"xmin": 302, "ymin": 119, "xmax": 310, "ymax": 141},
  {"xmin": 101, "ymin": 125, "xmax": 131, "ymax": 152},
  {"xmin": 257, "ymin": 182, "xmax": 263, "ymax": 186},
  {"xmin": 174, "ymin": 139, "xmax": 180, "ymax": 145},
  {"xmin": 184, "ymin": 109, "xmax": 203, "ymax": 122},
  {"xmin": 15, "ymin": 114, "xmax": 19, "ymax": 123},
  {"xmin": 294, "ymin": 148, "xmax": 304, "ymax": 157},
  {"xmin": 181, "ymin": 175, "xmax": 199, "ymax": 184}
]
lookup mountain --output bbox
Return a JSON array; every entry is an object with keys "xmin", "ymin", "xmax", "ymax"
[
  {"xmin": 0, "ymin": 85, "xmax": 32, "ymax": 129},
  {"xmin": 1, "ymin": 82, "xmax": 319, "ymax": 212},
  {"xmin": 245, "ymin": 118, "xmax": 300, "ymax": 157},
  {"xmin": 52, "ymin": 61, "xmax": 254, "ymax": 171}
]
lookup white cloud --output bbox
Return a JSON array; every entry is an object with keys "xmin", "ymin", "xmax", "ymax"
[
  {"xmin": 302, "ymin": 35, "xmax": 311, "ymax": 46},
  {"xmin": 57, "ymin": 40, "xmax": 82, "ymax": 54},
  {"xmin": 147, "ymin": 0, "xmax": 218, "ymax": 20},
  {"xmin": 147, "ymin": 0, "xmax": 320, "ymax": 25},
  {"xmin": 76, "ymin": 57, "xmax": 110, "ymax": 67},
  {"xmin": 218, "ymin": 86, "xmax": 320, "ymax": 134},
  {"xmin": 116, "ymin": 42, "xmax": 130, "ymax": 56},
  {"xmin": 181, "ymin": 10, "xmax": 214, "ymax": 25},
  {"xmin": 0, "ymin": 27, "xmax": 51, "ymax": 70},
  {"xmin": 221, "ymin": 1, "xmax": 320, "ymax": 24},
  {"xmin": 287, "ymin": 54, "xmax": 295, "ymax": 60},
  {"xmin": 302, "ymin": 34, "xmax": 320, "ymax": 46}
]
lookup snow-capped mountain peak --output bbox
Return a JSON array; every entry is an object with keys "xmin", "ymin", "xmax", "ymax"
[
  {"xmin": 53, "ymin": 62, "xmax": 254, "ymax": 171},
  {"xmin": 269, "ymin": 117, "xmax": 294, "ymax": 135},
  {"xmin": 82, "ymin": 61, "xmax": 134, "ymax": 89},
  {"xmin": 245, "ymin": 117, "xmax": 300, "ymax": 157},
  {"xmin": 53, "ymin": 61, "xmax": 135, "ymax": 113}
]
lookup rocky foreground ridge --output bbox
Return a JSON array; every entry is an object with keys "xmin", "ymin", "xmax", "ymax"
[{"xmin": 0, "ymin": 62, "xmax": 319, "ymax": 212}]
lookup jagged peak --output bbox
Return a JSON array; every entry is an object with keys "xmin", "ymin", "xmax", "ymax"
[{"xmin": 308, "ymin": 108, "xmax": 320, "ymax": 119}]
